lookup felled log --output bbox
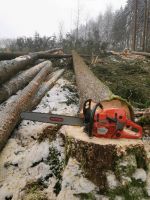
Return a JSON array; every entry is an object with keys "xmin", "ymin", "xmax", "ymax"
[
  {"xmin": 0, "ymin": 61, "xmax": 52, "ymax": 151},
  {"xmin": 0, "ymin": 48, "xmax": 63, "ymax": 61},
  {"xmin": 72, "ymin": 50, "xmax": 134, "ymax": 119},
  {"xmin": 30, "ymin": 69, "xmax": 65, "ymax": 109},
  {"xmin": 0, "ymin": 52, "xmax": 26, "ymax": 60},
  {"xmin": 0, "ymin": 62, "xmax": 53, "ymax": 104},
  {"xmin": 37, "ymin": 54, "xmax": 72, "ymax": 59},
  {"xmin": 61, "ymin": 51, "xmax": 147, "ymax": 194},
  {"xmin": 0, "ymin": 48, "xmax": 64, "ymax": 85},
  {"xmin": 0, "ymin": 54, "xmax": 38, "ymax": 85},
  {"xmin": 132, "ymin": 51, "xmax": 150, "ymax": 57}
]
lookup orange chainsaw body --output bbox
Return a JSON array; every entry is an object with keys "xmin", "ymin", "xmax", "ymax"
[
  {"xmin": 92, "ymin": 108, "xmax": 142, "ymax": 139},
  {"xmin": 83, "ymin": 100, "xmax": 142, "ymax": 139}
]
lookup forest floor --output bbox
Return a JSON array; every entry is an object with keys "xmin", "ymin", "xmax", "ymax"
[{"xmin": 90, "ymin": 53, "xmax": 150, "ymax": 109}]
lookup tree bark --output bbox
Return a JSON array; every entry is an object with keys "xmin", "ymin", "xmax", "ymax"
[
  {"xmin": 0, "ymin": 62, "xmax": 53, "ymax": 104},
  {"xmin": 0, "ymin": 54, "xmax": 38, "ymax": 85},
  {"xmin": 0, "ymin": 48, "xmax": 63, "ymax": 61},
  {"xmin": 0, "ymin": 52, "xmax": 26, "ymax": 60},
  {"xmin": 30, "ymin": 69, "xmax": 65, "ymax": 109},
  {"xmin": 37, "ymin": 54, "xmax": 72, "ymax": 59},
  {"xmin": 143, "ymin": 0, "xmax": 148, "ymax": 51},
  {"xmin": 132, "ymin": 0, "xmax": 138, "ymax": 51},
  {"xmin": 0, "ymin": 49, "xmax": 64, "ymax": 85},
  {"xmin": 0, "ymin": 61, "xmax": 52, "ymax": 151}
]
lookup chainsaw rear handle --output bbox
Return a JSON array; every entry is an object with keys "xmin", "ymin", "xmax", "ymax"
[
  {"xmin": 83, "ymin": 99, "xmax": 92, "ymax": 122},
  {"xmin": 124, "ymin": 119, "xmax": 143, "ymax": 139}
]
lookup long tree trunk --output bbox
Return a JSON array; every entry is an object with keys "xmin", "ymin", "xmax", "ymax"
[
  {"xmin": 0, "ymin": 52, "xmax": 26, "ymax": 60},
  {"xmin": 30, "ymin": 69, "xmax": 65, "ymax": 109},
  {"xmin": 132, "ymin": 0, "xmax": 138, "ymax": 51},
  {"xmin": 0, "ymin": 48, "xmax": 63, "ymax": 61},
  {"xmin": 72, "ymin": 50, "xmax": 134, "ymax": 119},
  {"xmin": 0, "ymin": 61, "xmax": 52, "ymax": 151},
  {"xmin": 0, "ymin": 62, "xmax": 53, "ymax": 104},
  {"xmin": 143, "ymin": 0, "xmax": 148, "ymax": 51},
  {"xmin": 132, "ymin": 51, "xmax": 150, "ymax": 57},
  {"xmin": 60, "ymin": 51, "xmax": 147, "ymax": 195},
  {"xmin": 0, "ymin": 54, "xmax": 38, "ymax": 85}
]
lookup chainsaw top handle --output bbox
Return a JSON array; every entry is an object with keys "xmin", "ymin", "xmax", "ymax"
[{"xmin": 88, "ymin": 101, "xmax": 103, "ymax": 137}]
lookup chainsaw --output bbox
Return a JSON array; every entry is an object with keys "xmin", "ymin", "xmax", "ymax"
[{"xmin": 21, "ymin": 99, "xmax": 142, "ymax": 139}]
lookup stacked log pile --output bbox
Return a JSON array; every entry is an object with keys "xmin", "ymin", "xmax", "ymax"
[{"xmin": 0, "ymin": 49, "xmax": 65, "ymax": 150}]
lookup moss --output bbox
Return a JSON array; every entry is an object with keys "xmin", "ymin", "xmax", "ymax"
[
  {"xmin": 126, "ymin": 147, "xmax": 148, "ymax": 170},
  {"xmin": 91, "ymin": 56, "xmax": 150, "ymax": 108},
  {"xmin": 138, "ymin": 116, "xmax": 150, "ymax": 126},
  {"xmin": 24, "ymin": 192, "xmax": 47, "ymax": 200},
  {"xmin": 63, "ymin": 69, "xmax": 76, "ymax": 83},
  {"xmin": 107, "ymin": 183, "xmax": 148, "ymax": 200},
  {"xmin": 74, "ymin": 192, "xmax": 96, "ymax": 200},
  {"xmin": 37, "ymin": 125, "xmax": 61, "ymax": 143},
  {"xmin": 64, "ymin": 136, "xmax": 73, "ymax": 165},
  {"xmin": 115, "ymin": 154, "xmax": 137, "ymax": 178},
  {"xmin": 46, "ymin": 146, "xmax": 64, "ymax": 195},
  {"xmin": 23, "ymin": 180, "xmax": 48, "ymax": 200}
]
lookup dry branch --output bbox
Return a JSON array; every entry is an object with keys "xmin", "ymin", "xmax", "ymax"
[
  {"xmin": 0, "ymin": 62, "xmax": 53, "ymax": 104},
  {"xmin": 0, "ymin": 61, "xmax": 52, "ymax": 151}
]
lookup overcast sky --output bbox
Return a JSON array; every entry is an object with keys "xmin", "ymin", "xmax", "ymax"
[{"xmin": 0, "ymin": 0, "xmax": 127, "ymax": 38}]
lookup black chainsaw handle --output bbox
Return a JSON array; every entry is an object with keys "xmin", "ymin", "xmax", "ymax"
[
  {"xmin": 88, "ymin": 102, "xmax": 103, "ymax": 137},
  {"xmin": 83, "ymin": 99, "xmax": 92, "ymax": 123}
]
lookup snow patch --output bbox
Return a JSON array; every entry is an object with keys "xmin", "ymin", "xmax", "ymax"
[
  {"xmin": 60, "ymin": 158, "xmax": 98, "ymax": 194},
  {"xmin": 132, "ymin": 168, "xmax": 147, "ymax": 182},
  {"xmin": 106, "ymin": 171, "xmax": 120, "ymax": 189}
]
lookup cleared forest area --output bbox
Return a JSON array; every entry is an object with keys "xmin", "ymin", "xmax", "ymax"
[
  {"xmin": 0, "ymin": 0, "xmax": 150, "ymax": 199},
  {"xmin": 0, "ymin": 49, "xmax": 149, "ymax": 200}
]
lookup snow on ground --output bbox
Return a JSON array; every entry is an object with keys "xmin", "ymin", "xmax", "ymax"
[{"xmin": 0, "ymin": 77, "xmax": 79, "ymax": 200}]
